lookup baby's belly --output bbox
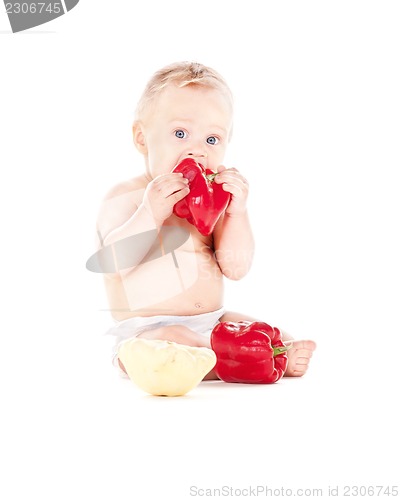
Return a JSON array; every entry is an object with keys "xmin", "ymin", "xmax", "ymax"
[{"xmin": 105, "ymin": 247, "xmax": 224, "ymax": 320}]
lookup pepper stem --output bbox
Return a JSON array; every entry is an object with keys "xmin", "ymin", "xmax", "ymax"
[
  {"xmin": 205, "ymin": 172, "xmax": 218, "ymax": 182},
  {"xmin": 273, "ymin": 345, "xmax": 291, "ymax": 356}
]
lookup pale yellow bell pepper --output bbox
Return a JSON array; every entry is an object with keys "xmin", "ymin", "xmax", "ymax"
[{"xmin": 118, "ymin": 338, "xmax": 217, "ymax": 396}]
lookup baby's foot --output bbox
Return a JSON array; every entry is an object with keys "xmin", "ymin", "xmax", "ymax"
[{"xmin": 284, "ymin": 340, "xmax": 316, "ymax": 377}]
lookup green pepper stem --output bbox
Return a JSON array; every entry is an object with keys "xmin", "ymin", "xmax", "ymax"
[
  {"xmin": 205, "ymin": 172, "xmax": 218, "ymax": 182},
  {"xmin": 273, "ymin": 345, "xmax": 290, "ymax": 356}
]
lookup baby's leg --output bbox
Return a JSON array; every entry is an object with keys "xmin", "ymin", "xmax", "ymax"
[
  {"xmin": 118, "ymin": 325, "xmax": 218, "ymax": 380},
  {"xmin": 220, "ymin": 311, "xmax": 316, "ymax": 377}
]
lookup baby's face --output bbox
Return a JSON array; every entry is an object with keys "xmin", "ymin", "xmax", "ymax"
[{"xmin": 141, "ymin": 84, "xmax": 232, "ymax": 177}]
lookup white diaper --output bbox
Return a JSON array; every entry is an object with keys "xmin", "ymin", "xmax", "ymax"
[{"xmin": 106, "ymin": 307, "xmax": 225, "ymax": 373}]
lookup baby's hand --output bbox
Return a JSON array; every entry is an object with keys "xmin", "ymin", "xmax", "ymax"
[
  {"xmin": 214, "ymin": 167, "xmax": 249, "ymax": 216},
  {"xmin": 143, "ymin": 173, "xmax": 190, "ymax": 225}
]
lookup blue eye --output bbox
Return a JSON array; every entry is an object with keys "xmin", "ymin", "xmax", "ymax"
[
  {"xmin": 206, "ymin": 136, "xmax": 219, "ymax": 145},
  {"xmin": 175, "ymin": 130, "xmax": 187, "ymax": 139}
]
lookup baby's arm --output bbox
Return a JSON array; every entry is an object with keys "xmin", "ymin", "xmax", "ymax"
[
  {"xmin": 102, "ymin": 173, "xmax": 189, "ymax": 245},
  {"xmin": 97, "ymin": 173, "xmax": 189, "ymax": 272},
  {"xmin": 212, "ymin": 167, "xmax": 255, "ymax": 280}
]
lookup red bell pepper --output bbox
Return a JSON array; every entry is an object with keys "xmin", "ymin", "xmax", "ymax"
[
  {"xmin": 172, "ymin": 158, "xmax": 230, "ymax": 236},
  {"xmin": 210, "ymin": 321, "xmax": 289, "ymax": 384}
]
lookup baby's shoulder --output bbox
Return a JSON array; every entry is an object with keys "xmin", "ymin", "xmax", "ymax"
[
  {"xmin": 97, "ymin": 175, "xmax": 148, "ymax": 239},
  {"xmin": 103, "ymin": 175, "xmax": 148, "ymax": 201}
]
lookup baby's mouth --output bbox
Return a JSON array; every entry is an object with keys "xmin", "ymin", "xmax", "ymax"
[{"xmin": 177, "ymin": 155, "xmax": 207, "ymax": 169}]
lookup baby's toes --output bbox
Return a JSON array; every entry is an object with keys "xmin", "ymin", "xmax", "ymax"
[
  {"xmin": 288, "ymin": 355, "xmax": 311, "ymax": 376},
  {"xmin": 289, "ymin": 340, "xmax": 317, "ymax": 352}
]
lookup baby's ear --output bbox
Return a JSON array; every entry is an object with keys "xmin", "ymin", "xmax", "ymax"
[{"xmin": 132, "ymin": 121, "xmax": 147, "ymax": 154}]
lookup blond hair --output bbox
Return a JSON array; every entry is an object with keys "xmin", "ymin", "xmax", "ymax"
[{"xmin": 134, "ymin": 61, "xmax": 233, "ymax": 122}]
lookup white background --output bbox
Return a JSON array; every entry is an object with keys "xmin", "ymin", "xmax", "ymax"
[{"xmin": 1, "ymin": 1, "xmax": 399, "ymax": 499}]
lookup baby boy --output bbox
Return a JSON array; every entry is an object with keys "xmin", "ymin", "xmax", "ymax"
[{"xmin": 96, "ymin": 62, "xmax": 316, "ymax": 379}]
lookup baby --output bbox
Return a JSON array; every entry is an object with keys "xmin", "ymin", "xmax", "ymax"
[{"xmin": 96, "ymin": 61, "xmax": 316, "ymax": 379}]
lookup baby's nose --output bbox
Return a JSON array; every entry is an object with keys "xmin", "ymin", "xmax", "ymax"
[
  {"xmin": 186, "ymin": 138, "xmax": 208, "ymax": 158},
  {"xmin": 187, "ymin": 151, "xmax": 208, "ymax": 167},
  {"xmin": 188, "ymin": 151, "xmax": 207, "ymax": 158}
]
